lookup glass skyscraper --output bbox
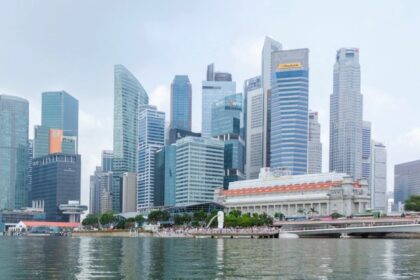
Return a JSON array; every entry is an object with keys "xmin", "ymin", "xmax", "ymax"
[
  {"xmin": 211, "ymin": 93, "xmax": 245, "ymax": 189},
  {"xmin": 308, "ymin": 111, "xmax": 322, "ymax": 174},
  {"xmin": 175, "ymin": 137, "xmax": 224, "ymax": 205},
  {"xmin": 370, "ymin": 141, "xmax": 387, "ymax": 212},
  {"xmin": 137, "ymin": 105, "xmax": 165, "ymax": 209},
  {"xmin": 362, "ymin": 121, "xmax": 372, "ymax": 181},
  {"xmin": 170, "ymin": 75, "xmax": 192, "ymax": 131},
  {"xmin": 394, "ymin": 160, "xmax": 420, "ymax": 211},
  {"xmin": 113, "ymin": 64, "xmax": 149, "ymax": 212},
  {"xmin": 329, "ymin": 48, "xmax": 363, "ymax": 179},
  {"xmin": 270, "ymin": 48, "xmax": 309, "ymax": 175},
  {"xmin": 0, "ymin": 95, "xmax": 29, "ymax": 209},
  {"xmin": 101, "ymin": 150, "xmax": 114, "ymax": 172},
  {"xmin": 155, "ymin": 144, "xmax": 177, "ymax": 206},
  {"xmin": 201, "ymin": 64, "xmax": 236, "ymax": 137}
]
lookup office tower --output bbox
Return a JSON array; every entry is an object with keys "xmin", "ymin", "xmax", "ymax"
[
  {"xmin": 167, "ymin": 128, "xmax": 201, "ymax": 145},
  {"xmin": 329, "ymin": 48, "xmax": 363, "ymax": 179},
  {"xmin": 137, "ymin": 105, "xmax": 165, "ymax": 209},
  {"xmin": 113, "ymin": 64, "xmax": 149, "ymax": 212},
  {"xmin": 170, "ymin": 75, "xmax": 192, "ymax": 131},
  {"xmin": 244, "ymin": 76, "xmax": 263, "ymax": 179},
  {"xmin": 270, "ymin": 48, "xmax": 309, "ymax": 175},
  {"xmin": 175, "ymin": 137, "xmax": 224, "ymax": 205},
  {"xmin": 211, "ymin": 93, "xmax": 245, "ymax": 189},
  {"xmin": 155, "ymin": 145, "xmax": 177, "ymax": 206},
  {"xmin": 262, "ymin": 37, "xmax": 282, "ymax": 167},
  {"xmin": 34, "ymin": 91, "xmax": 79, "ymax": 158},
  {"xmin": 31, "ymin": 154, "xmax": 81, "ymax": 221},
  {"xmin": 362, "ymin": 121, "xmax": 372, "ymax": 181},
  {"xmin": 308, "ymin": 111, "xmax": 322, "ymax": 174},
  {"xmin": 394, "ymin": 160, "xmax": 420, "ymax": 211},
  {"xmin": 122, "ymin": 172, "xmax": 137, "ymax": 213},
  {"xmin": 370, "ymin": 141, "xmax": 387, "ymax": 212},
  {"xmin": 201, "ymin": 64, "xmax": 236, "ymax": 137},
  {"xmin": 101, "ymin": 150, "xmax": 114, "ymax": 172},
  {"xmin": 27, "ymin": 139, "xmax": 34, "ymax": 205},
  {"xmin": 0, "ymin": 95, "xmax": 29, "ymax": 209},
  {"xmin": 89, "ymin": 166, "xmax": 113, "ymax": 215}
]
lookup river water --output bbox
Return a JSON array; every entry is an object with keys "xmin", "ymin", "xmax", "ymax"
[{"xmin": 0, "ymin": 237, "xmax": 419, "ymax": 279}]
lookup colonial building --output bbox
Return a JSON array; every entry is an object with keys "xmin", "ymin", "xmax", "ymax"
[{"xmin": 214, "ymin": 168, "xmax": 370, "ymax": 217}]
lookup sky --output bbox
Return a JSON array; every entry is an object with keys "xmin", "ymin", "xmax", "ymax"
[{"xmin": 1, "ymin": 0, "xmax": 420, "ymax": 207}]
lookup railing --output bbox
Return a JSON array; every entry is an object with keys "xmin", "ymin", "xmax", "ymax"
[{"xmin": 280, "ymin": 221, "xmax": 419, "ymax": 232}]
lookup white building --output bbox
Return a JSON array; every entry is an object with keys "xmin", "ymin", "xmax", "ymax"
[
  {"xmin": 122, "ymin": 172, "xmax": 137, "ymax": 213},
  {"xmin": 244, "ymin": 76, "xmax": 264, "ymax": 179},
  {"xmin": 308, "ymin": 111, "xmax": 322, "ymax": 174},
  {"xmin": 215, "ymin": 168, "xmax": 370, "ymax": 217},
  {"xmin": 176, "ymin": 137, "xmax": 224, "ymax": 205},
  {"xmin": 370, "ymin": 141, "xmax": 387, "ymax": 212}
]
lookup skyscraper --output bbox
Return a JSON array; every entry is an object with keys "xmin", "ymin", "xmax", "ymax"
[
  {"xmin": 101, "ymin": 150, "xmax": 113, "ymax": 172},
  {"xmin": 362, "ymin": 121, "xmax": 372, "ymax": 181},
  {"xmin": 0, "ymin": 95, "xmax": 29, "ymax": 209},
  {"xmin": 137, "ymin": 105, "xmax": 165, "ymax": 209},
  {"xmin": 370, "ymin": 141, "xmax": 387, "ymax": 212},
  {"xmin": 32, "ymin": 154, "xmax": 81, "ymax": 221},
  {"xmin": 34, "ymin": 91, "xmax": 79, "ymax": 158},
  {"xmin": 89, "ymin": 166, "xmax": 113, "ymax": 215},
  {"xmin": 244, "ymin": 76, "xmax": 264, "ymax": 179},
  {"xmin": 155, "ymin": 145, "xmax": 177, "ymax": 206},
  {"xmin": 262, "ymin": 37, "xmax": 282, "ymax": 167},
  {"xmin": 170, "ymin": 75, "xmax": 192, "ymax": 131},
  {"xmin": 211, "ymin": 93, "xmax": 245, "ymax": 189},
  {"xmin": 27, "ymin": 139, "xmax": 34, "ymax": 205},
  {"xmin": 270, "ymin": 48, "xmax": 309, "ymax": 175},
  {"xmin": 329, "ymin": 48, "xmax": 363, "ymax": 179},
  {"xmin": 201, "ymin": 64, "xmax": 236, "ymax": 137},
  {"xmin": 308, "ymin": 111, "xmax": 322, "ymax": 174},
  {"xmin": 394, "ymin": 160, "xmax": 420, "ymax": 211},
  {"xmin": 113, "ymin": 64, "xmax": 149, "ymax": 212},
  {"xmin": 175, "ymin": 137, "xmax": 224, "ymax": 205}
]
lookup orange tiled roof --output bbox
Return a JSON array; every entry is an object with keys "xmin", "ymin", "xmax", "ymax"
[
  {"xmin": 21, "ymin": 221, "xmax": 80, "ymax": 228},
  {"xmin": 222, "ymin": 181, "xmax": 341, "ymax": 197}
]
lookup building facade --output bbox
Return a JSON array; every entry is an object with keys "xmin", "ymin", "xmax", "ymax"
[
  {"xmin": 394, "ymin": 160, "xmax": 420, "ymax": 211},
  {"xmin": 31, "ymin": 154, "xmax": 81, "ymax": 221},
  {"xmin": 362, "ymin": 121, "xmax": 372, "ymax": 182},
  {"xmin": 175, "ymin": 137, "xmax": 224, "ymax": 205},
  {"xmin": 170, "ymin": 75, "xmax": 192, "ymax": 131},
  {"xmin": 155, "ymin": 145, "xmax": 177, "ymax": 207},
  {"xmin": 329, "ymin": 48, "xmax": 363, "ymax": 179},
  {"xmin": 262, "ymin": 37, "xmax": 282, "ymax": 167},
  {"xmin": 215, "ymin": 168, "xmax": 370, "ymax": 217},
  {"xmin": 89, "ymin": 167, "xmax": 113, "ymax": 215},
  {"xmin": 137, "ymin": 105, "xmax": 165, "ymax": 209},
  {"xmin": 211, "ymin": 93, "xmax": 245, "ymax": 189},
  {"xmin": 201, "ymin": 64, "xmax": 236, "ymax": 137},
  {"xmin": 244, "ymin": 76, "xmax": 263, "ymax": 179},
  {"xmin": 113, "ymin": 64, "xmax": 149, "ymax": 212},
  {"xmin": 0, "ymin": 95, "xmax": 29, "ymax": 209},
  {"xmin": 101, "ymin": 150, "xmax": 113, "ymax": 172},
  {"xmin": 308, "ymin": 111, "xmax": 322, "ymax": 174},
  {"xmin": 270, "ymin": 48, "xmax": 309, "ymax": 175},
  {"xmin": 122, "ymin": 172, "xmax": 137, "ymax": 213},
  {"xmin": 370, "ymin": 141, "xmax": 387, "ymax": 212}
]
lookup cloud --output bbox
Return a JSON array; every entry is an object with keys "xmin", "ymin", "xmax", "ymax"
[{"xmin": 149, "ymin": 84, "xmax": 170, "ymax": 117}]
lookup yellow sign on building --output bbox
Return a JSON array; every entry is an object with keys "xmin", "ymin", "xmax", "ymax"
[{"xmin": 277, "ymin": 62, "xmax": 302, "ymax": 70}]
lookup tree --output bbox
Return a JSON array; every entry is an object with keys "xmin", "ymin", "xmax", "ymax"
[
  {"xmin": 308, "ymin": 207, "xmax": 319, "ymax": 216},
  {"xmin": 331, "ymin": 212, "xmax": 343, "ymax": 219},
  {"xmin": 134, "ymin": 215, "xmax": 145, "ymax": 226},
  {"xmin": 405, "ymin": 195, "xmax": 420, "ymax": 212},
  {"xmin": 100, "ymin": 212, "xmax": 117, "ymax": 226},
  {"xmin": 274, "ymin": 212, "xmax": 285, "ymax": 221},
  {"xmin": 147, "ymin": 210, "xmax": 171, "ymax": 224},
  {"xmin": 82, "ymin": 214, "xmax": 99, "ymax": 227}
]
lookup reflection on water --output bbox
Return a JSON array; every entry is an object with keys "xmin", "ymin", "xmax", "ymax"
[{"xmin": 0, "ymin": 237, "xmax": 419, "ymax": 279}]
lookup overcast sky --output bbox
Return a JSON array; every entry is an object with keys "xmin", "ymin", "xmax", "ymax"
[{"xmin": 1, "ymin": 0, "xmax": 420, "ymax": 206}]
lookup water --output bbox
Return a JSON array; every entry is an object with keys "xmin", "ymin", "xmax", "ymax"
[{"xmin": 0, "ymin": 237, "xmax": 419, "ymax": 279}]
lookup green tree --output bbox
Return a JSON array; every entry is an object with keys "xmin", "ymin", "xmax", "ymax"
[
  {"xmin": 331, "ymin": 212, "xmax": 343, "ymax": 219},
  {"xmin": 147, "ymin": 210, "xmax": 171, "ymax": 224},
  {"xmin": 82, "ymin": 214, "xmax": 99, "ymax": 227},
  {"xmin": 274, "ymin": 212, "xmax": 285, "ymax": 221},
  {"xmin": 134, "ymin": 215, "xmax": 145, "ymax": 226},
  {"xmin": 405, "ymin": 195, "xmax": 420, "ymax": 211},
  {"xmin": 100, "ymin": 212, "xmax": 117, "ymax": 226}
]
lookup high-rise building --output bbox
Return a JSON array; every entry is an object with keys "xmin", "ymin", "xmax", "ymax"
[
  {"xmin": 170, "ymin": 75, "xmax": 192, "ymax": 131},
  {"xmin": 308, "ymin": 111, "xmax": 322, "ymax": 174},
  {"xmin": 329, "ymin": 48, "xmax": 363, "ymax": 179},
  {"xmin": 394, "ymin": 160, "xmax": 420, "ymax": 211},
  {"xmin": 122, "ymin": 172, "xmax": 137, "ymax": 213},
  {"xmin": 0, "ymin": 95, "xmax": 29, "ymax": 209},
  {"xmin": 101, "ymin": 150, "xmax": 114, "ymax": 172},
  {"xmin": 262, "ymin": 37, "xmax": 282, "ymax": 167},
  {"xmin": 154, "ymin": 145, "xmax": 177, "ymax": 206},
  {"xmin": 244, "ymin": 76, "xmax": 263, "ymax": 179},
  {"xmin": 211, "ymin": 93, "xmax": 245, "ymax": 189},
  {"xmin": 137, "ymin": 105, "xmax": 165, "ymax": 209},
  {"xmin": 362, "ymin": 121, "xmax": 372, "ymax": 181},
  {"xmin": 167, "ymin": 128, "xmax": 201, "ymax": 145},
  {"xmin": 27, "ymin": 139, "xmax": 34, "ymax": 205},
  {"xmin": 112, "ymin": 64, "xmax": 149, "ymax": 212},
  {"xmin": 370, "ymin": 141, "xmax": 387, "ymax": 212},
  {"xmin": 34, "ymin": 91, "xmax": 79, "ymax": 158},
  {"xmin": 89, "ymin": 166, "xmax": 113, "ymax": 215},
  {"xmin": 175, "ymin": 137, "xmax": 224, "ymax": 205},
  {"xmin": 31, "ymin": 154, "xmax": 81, "ymax": 221},
  {"xmin": 270, "ymin": 48, "xmax": 309, "ymax": 175},
  {"xmin": 201, "ymin": 64, "xmax": 236, "ymax": 137}
]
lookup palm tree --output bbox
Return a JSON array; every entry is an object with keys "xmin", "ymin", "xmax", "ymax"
[{"xmin": 308, "ymin": 207, "xmax": 319, "ymax": 216}]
